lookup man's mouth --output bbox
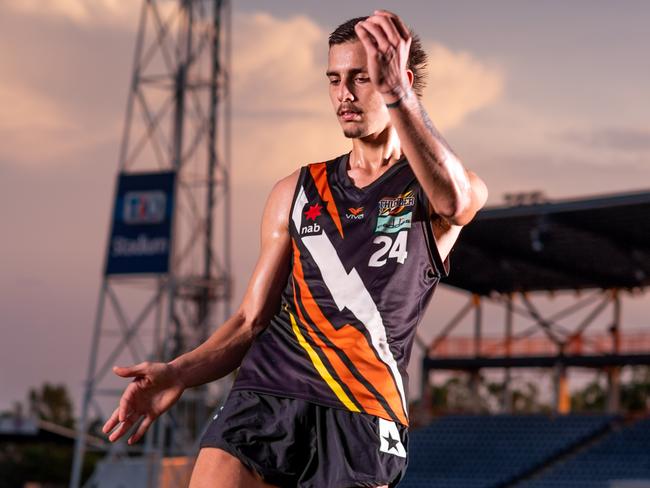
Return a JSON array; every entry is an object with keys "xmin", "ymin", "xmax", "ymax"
[{"xmin": 338, "ymin": 108, "xmax": 362, "ymax": 121}]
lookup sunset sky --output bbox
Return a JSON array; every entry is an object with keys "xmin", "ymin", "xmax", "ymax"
[{"xmin": 1, "ymin": 0, "xmax": 649, "ymax": 414}]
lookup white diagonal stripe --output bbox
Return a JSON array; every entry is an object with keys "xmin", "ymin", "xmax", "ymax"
[
  {"xmin": 292, "ymin": 185, "xmax": 308, "ymax": 233},
  {"xmin": 290, "ymin": 186, "xmax": 407, "ymax": 415},
  {"xmin": 302, "ymin": 232, "xmax": 407, "ymax": 414}
]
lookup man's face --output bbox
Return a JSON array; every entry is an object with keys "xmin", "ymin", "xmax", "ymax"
[{"xmin": 327, "ymin": 41, "xmax": 391, "ymax": 139}]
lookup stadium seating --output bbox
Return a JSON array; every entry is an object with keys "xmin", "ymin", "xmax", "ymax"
[
  {"xmin": 400, "ymin": 414, "xmax": 617, "ymax": 488},
  {"xmin": 520, "ymin": 416, "xmax": 650, "ymax": 488}
]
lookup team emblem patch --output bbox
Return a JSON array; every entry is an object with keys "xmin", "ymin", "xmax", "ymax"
[
  {"xmin": 378, "ymin": 190, "xmax": 415, "ymax": 216},
  {"xmin": 376, "ymin": 190, "xmax": 415, "ymax": 233},
  {"xmin": 378, "ymin": 418, "xmax": 406, "ymax": 458},
  {"xmin": 375, "ymin": 211, "xmax": 412, "ymax": 233}
]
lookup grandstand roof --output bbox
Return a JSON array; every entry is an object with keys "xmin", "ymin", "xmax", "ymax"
[{"xmin": 443, "ymin": 188, "xmax": 650, "ymax": 295}]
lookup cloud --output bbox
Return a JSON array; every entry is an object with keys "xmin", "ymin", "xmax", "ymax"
[
  {"xmin": 0, "ymin": 80, "xmax": 72, "ymax": 132},
  {"xmin": 0, "ymin": 76, "xmax": 123, "ymax": 165},
  {"xmin": 421, "ymin": 43, "xmax": 505, "ymax": 129},
  {"xmin": 546, "ymin": 126, "xmax": 650, "ymax": 173},
  {"xmin": 445, "ymin": 97, "xmax": 650, "ymax": 205},
  {"xmin": 233, "ymin": 12, "xmax": 329, "ymax": 117},
  {"xmin": 0, "ymin": 0, "xmax": 141, "ymax": 166},
  {"xmin": 231, "ymin": 14, "xmax": 504, "ymax": 124},
  {"xmin": 3, "ymin": 0, "xmax": 142, "ymax": 27},
  {"xmin": 230, "ymin": 13, "xmax": 505, "ymax": 184},
  {"xmin": 0, "ymin": 6, "xmax": 504, "ymax": 180},
  {"xmin": 554, "ymin": 126, "xmax": 650, "ymax": 152}
]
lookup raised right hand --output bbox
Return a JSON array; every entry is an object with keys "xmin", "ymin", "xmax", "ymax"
[{"xmin": 102, "ymin": 361, "xmax": 185, "ymax": 445}]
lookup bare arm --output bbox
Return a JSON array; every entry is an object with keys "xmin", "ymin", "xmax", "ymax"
[
  {"xmin": 168, "ymin": 169, "xmax": 298, "ymax": 387},
  {"xmin": 103, "ymin": 169, "xmax": 298, "ymax": 444},
  {"xmin": 355, "ymin": 11, "xmax": 488, "ymax": 226}
]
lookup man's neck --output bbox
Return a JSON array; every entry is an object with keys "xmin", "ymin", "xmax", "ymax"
[{"xmin": 349, "ymin": 126, "xmax": 402, "ymax": 173}]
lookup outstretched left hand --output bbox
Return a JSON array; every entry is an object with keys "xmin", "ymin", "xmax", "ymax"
[{"xmin": 354, "ymin": 10, "xmax": 412, "ymax": 103}]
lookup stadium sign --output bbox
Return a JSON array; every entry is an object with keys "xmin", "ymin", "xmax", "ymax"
[{"xmin": 105, "ymin": 171, "xmax": 176, "ymax": 275}]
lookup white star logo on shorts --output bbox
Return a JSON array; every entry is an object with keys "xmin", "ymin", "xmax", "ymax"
[{"xmin": 378, "ymin": 418, "xmax": 406, "ymax": 458}]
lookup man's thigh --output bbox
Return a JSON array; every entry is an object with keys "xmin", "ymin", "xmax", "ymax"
[
  {"xmin": 189, "ymin": 447, "xmax": 279, "ymax": 488},
  {"xmin": 189, "ymin": 447, "xmax": 389, "ymax": 488}
]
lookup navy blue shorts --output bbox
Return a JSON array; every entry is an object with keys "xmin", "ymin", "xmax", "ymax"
[{"xmin": 199, "ymin": 389, "xmax": 409, "ymax": 487}]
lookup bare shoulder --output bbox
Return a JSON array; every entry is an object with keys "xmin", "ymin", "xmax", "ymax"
[
  {"xmin": 273, "ymin": 167, "xmax": 301, "ymax": 193},
  {"xmin": 261, "ymin": 168, "xmax": 301, "ymax": 233}
]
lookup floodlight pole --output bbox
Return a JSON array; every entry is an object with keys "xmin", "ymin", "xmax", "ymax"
[{"xmin": 70, "ymin": 1, "xmax": 231, "ymax": 486}]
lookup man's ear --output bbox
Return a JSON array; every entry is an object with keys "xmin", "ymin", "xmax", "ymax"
[{"xmin": 406, "ymin": 69, "xmax": 414, "ymax": 88}]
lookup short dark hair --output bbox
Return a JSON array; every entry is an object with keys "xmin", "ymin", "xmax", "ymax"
[{"xmin": 328, "ymin": 16, "xmax": 428, "ymax": 98}]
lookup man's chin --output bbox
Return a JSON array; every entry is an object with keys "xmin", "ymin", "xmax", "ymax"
[{"xmin": 342, "ymin": 127, "xmax": 367, "ymax": 139}]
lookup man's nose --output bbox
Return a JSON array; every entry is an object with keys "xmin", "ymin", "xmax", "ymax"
[{"xmin": 338, "ymin": 80, "xmax": 356, "ymax": 102}]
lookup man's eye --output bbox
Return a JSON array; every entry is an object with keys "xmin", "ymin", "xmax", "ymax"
[
  {"xmin": 329, "ymin": 79, "xmax": 340, "ymax": 85},
  {"xmin": 355, "ymin": 77, "xmax": 369, "ymax": 83}
]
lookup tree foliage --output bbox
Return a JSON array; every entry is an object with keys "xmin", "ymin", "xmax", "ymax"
[
  {"xmin": 28, "ymin": 382, "xmax": 75, "ymax": 429},
  {"xmin": 0, "ymin": 382, "xmax": 100, "ymax": 486},
  {"xmin": 428, "ymin": 373, "xmax": 552, "ymax": 414},
  {"xmin": 424, "ymin": 366, "xmax": 650, "ymax": 415}
]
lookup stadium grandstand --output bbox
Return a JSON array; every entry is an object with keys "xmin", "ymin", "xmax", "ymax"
[{"xmin": 405, "ymin": 189, "xmax": 650, "ymax": 487}]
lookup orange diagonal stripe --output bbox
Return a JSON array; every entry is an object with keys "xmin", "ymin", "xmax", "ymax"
[
  {"xmin": 309, "ymin": 163, "xmax": 344, "ymax": 238},
  {"xmin": 290, "ymin": 279, "xmax": 363, "ymax": 410},
  {"xmin": 292, "ymin": 266, "xmax": 390, "ymax": 421},
  {"xmin": 291, "ymin": 239, "xmax": 408, "ymax": 425}
]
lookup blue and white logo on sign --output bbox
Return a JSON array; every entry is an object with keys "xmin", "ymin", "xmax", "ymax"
[{"xmin": 123, "ymin": 191, "xmax": 166, "ymax": 225}]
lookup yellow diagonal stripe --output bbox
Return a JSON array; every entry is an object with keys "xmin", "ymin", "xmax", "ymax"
[{"xmin": 289, "ymin": 312, "xmax": 360, "ymax": 412}]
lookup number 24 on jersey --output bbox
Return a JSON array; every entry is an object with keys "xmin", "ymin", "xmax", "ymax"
[{"xmin": 368, "ymin": 230, "xmax": 408, "ymax": 267}]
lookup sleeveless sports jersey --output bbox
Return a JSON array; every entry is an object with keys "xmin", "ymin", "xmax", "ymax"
[{"xmin": 232, "ymin": 152, "xmax": 450, "ymax": 427}]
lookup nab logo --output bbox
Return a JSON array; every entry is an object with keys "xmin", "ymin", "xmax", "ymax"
[
  {"xmin": 302, "ymin": 203, "xmax": 323, "ymax": 235},
  {"xmin": 301, "ymin": 222, "xmax": 321, "ymax": 235},
  {"xmin": 346, "ymin": 206, "xmax": 365, "ymax": 220},
  {"xmin": 123, "ymin": 191, "xmax": 166, "ymax": 225}
]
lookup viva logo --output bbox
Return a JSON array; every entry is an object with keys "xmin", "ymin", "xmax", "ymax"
[{"xmin": 346, "ymin": 206, "xmax": 365, "ymax": 220}]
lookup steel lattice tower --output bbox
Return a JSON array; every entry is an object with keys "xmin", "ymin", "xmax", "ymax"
[{"xmin": 70, "ymin": 1, "xmax": 231, "ymax": 486}]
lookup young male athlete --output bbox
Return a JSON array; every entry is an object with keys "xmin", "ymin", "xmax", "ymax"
[{"xmin": 103, "ymin": 10, "xmax": 488, "ymax": 487}]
